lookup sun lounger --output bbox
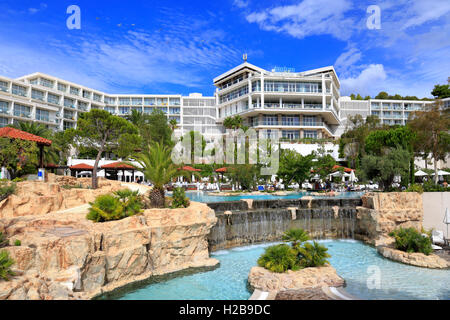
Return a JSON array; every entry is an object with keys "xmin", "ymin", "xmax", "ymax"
[{"xmin": 432, "ymin": 230, "xmax": 445, "ymax": 246}]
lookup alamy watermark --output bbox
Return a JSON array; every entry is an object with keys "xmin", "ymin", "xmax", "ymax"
[
  {"xmin": 170, "ymin": 127, "xmax": 279, "ymax": 175},
  {"xmin": 66, "ymin": 5, "xmax": 81, "ymax": 30},
  {"xmin": 366, "ymin": 5, "xmax": 381, "ymax": 30}
]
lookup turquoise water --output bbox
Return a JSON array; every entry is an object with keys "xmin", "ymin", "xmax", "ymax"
[
  {"xmin": 185, "ymin": 191, "xmax": 364, "ymax": 203},
  {"xmin": 116, "ymin": 240, "xmax": 450, "ymax": 300}
]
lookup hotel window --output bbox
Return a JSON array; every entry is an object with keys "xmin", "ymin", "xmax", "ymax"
[
  {"xmin": 0, "ymin": 81, "xmax": 8, "ymax": 92},
  {"xmin": 282, "ymin": 115, "xmax": 299, "ymax": 126},
  {"xmin": 157, "ymin": 98, "xmax": 168, "ymax": 105},
  {"xmin": 119, "ymin": 107, "xmax": 130, "ymax": 114},
  {"xmin": 282, "ymin": 130, "xmax": 299, "ymax": 140},
  {"xmin": 64, "ymin": 110, "xmax": 74, "ymax": 119},
  {"xmin": 157, "ymin": 107, "xmax": 167, "ymax": 114},
  {"xmin": 0, "ymin": 117, "xmax": 8, "ymax": 127},
  {"xmin": 78, "ymin": 102, "xmax": 88, "ymax": 111},
  {"xmin": 29, "ymin": 79, "xmax": 38, "ymax": 85},
  {"xmin": 36, "ymin": 109, "xmax": 49, "ymax": 122},
  {"xmin": 383, "ymin": 111, "xmax": 391, "ymax": 117},
  {"xmin": 371, "ymin": 111, "xmax": 380, "ymax": 116},
  {"xmin": 40, "ymin": 78, "xmax": 54, "ymax": 88},
  {"xmin": 57, "ymin": 83, "xmax": 67, "ymax": 92},
  {"xmin": 47, "ymin": 93, "xmax": 60, "ymax": 105},
  {"xmin": 144, "ymin": 107, "xmax": 154, "ymax": 114},
  {"xmin": 13, "ymin": 104, "xmax": 31, "ymax": 118},
  {"xmin": 263, "ymin": 115, "xmax": 278, "ymax": 126},
  {"xmin": 119, "ymin": 98, "xmax": 130, "ymax": 106},
  {"xmin": 12, "ymin": 84, "xmax": 27, "ymax": 97},
  {"xmin": 304, "ymin": 130, "xmax": 318, "ymax": 139},
  {"xmin": 144, "ymin": 98, "xmax": 155, "ymax": 105},
  {"xmin": 303, "ymin": 115, "xmax": 316, "ymax": 126},
  {"xmin": 93, "ymin": 93, "xmax": 102, "ymax": 102},
  {"xmin": 63, "ymin": 121, "xmax": 75, "ymax": 130},
  {"xmin": 169, "ymin": 107, "xmax": 180, "ymax": 114},
  {"xmin": 70, "ymin": 87, "xmax": 80, "ymax": 95},
  {"xmin": 31, "ymin": 89, "xmax": 45, "ymax": 101},
  {"xmin": 105, "ymin": 106, "xmax": 115, "ymax": 114},
  {"xmin": 131, "ymin": 98, "xmax": 142, "ymax": 105},
  {"xmin": 82, "ymin": 90, "xmax": 91, "ymax": 99},
  {"xmin": 169, "ymin": 98, "xmax": 180, "ymax": 106},
  {"xmin": 0, "ymin": 101, "xmax": 9, "ymax": 114},
  {"xmin": 104, "ymin": 97, "xmax": 115, "ymax": 105},
  {"xmin": 64, "ymin": 98, "xmax": 75, "ymax": 108}
]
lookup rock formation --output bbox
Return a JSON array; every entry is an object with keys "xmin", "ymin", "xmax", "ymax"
[
  {"xmin": 377, "ymin": 246, "xmax": 449, "ymax": 269},
  {"xmin": 0, "ymin": 198, "xmax": 218, "ymax": 300}
]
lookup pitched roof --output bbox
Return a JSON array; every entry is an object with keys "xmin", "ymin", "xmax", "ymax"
[
  {"xmin": 70, "ymin": 163, "xmax": 94, "ymax": 170},
  {"xmin": 0, "ymin": 127, "xmax": 52, "ymax": 146},
  {"xmin": 101, "ymin": 162, "xmax": 135, "ymax": 170}
]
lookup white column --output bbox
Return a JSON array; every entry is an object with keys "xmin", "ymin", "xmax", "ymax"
[
  {"xmin": 321, "ymin": 74, "xmax": 326, "ymax": 109},
  {"xmin": 261, "ymin": 74, "xmax": 264, "ymax": 109}
]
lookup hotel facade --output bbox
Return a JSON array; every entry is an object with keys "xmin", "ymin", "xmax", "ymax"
[{"xmin": 0, "ymin": 62, "xmax": 444, "ymax": 141}]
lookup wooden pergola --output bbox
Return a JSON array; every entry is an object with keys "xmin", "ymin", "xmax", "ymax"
[
  {"xmin": 0, "ymin": 127, "xmax": 52, "ymax": 168},
  {"xmin": 101, "ymin": 162, "xmax": 137, "ymax": 182}
]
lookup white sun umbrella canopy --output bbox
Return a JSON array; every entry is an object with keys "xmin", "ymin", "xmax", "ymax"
[
  {"xmin": 432, "ymin": 170, "xmax": 450, "ymax": 176},
  {"xmin": 349, "ymin": 170, "xmax": 357, "ymax": 183},
  {"xmin": 414, "ymin": 170, "xmax": 429, "ymax": 177}
]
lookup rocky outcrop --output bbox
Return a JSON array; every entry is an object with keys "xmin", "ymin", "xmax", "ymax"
[
  {"xmin": 356, "ymin": 192, "xmax": 423, "ymax": 246},
  {"xmin": 0, "ymin": 177, "xmax": 124, "ymax": 218},
  {"xmin": 377, "ymin": 246, "xmax": 449, "ymax": 269},
  {"xmin": 248, "ymin": 265, "xmax": 344, "ymax": 294},
  {"xmin": 0, "ymin": 201, "xmax": 218, "ymax": 300}
]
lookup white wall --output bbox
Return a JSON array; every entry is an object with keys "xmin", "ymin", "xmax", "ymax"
[
  {"xmin": 422, "ymin": 192, "xmax": 450, "ymax": 237},
  {"xmin": 280, "ymin": 143, "xmax": 341, "ymax": 161}
]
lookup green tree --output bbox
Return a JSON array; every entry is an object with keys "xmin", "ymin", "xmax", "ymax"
[
  {"xmin": 409, "ymin": 101, "xmax": 450, "ymax": 184},
  {"xmin": 360, "ymin": 147, "xmax": 411, "ymax": 190},
  {"xmin": 282, "ymin": 228, "xmax": 310, "ymax": 249},
  {"xmin": 277, "ymin": 149, "xmax": 313, "ymax": 187},
  {"xmin": 141, "ymin": 109, "xmax": 173, "ymax": 147},
  {"xmin": 431, "ymin": 84, "xmax": 450, "ymax": 99},
  {"xmin": 226, "ymin": 164, "xmax": 261, "ymax": 191},
  {"xmin": 70, "ymin": 109, "xmax": 140, "ymax": 189},
  {"xmin": 131, "ymin": 142, "xmax": 192, "ymax": 208},
  {"xmin": 375, "ymin": 91, "xmax": 389, "ymax": 99},
  {"xmin": 312, "ymin": 144, "xmax": 336, "ymax": 181},
  {"xmin": 0, "ymin": 138, "xmax": 38, "ymax": 179},
  {"xmin": 169, "ymin": 118, "xmax": 178, "ymax": 132}
]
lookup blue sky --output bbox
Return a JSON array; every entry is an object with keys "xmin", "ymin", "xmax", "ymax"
[{"xmin": 0, "ymin": 0, "xmax": 449, "ymax": 98}]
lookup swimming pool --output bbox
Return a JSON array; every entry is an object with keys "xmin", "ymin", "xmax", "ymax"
[
  {"xmin": 113, "ymin": 240, "xmax": 450, "ymax": 300},
  {"xmin": 184, "ymin": 191, "xmax": 364, "ymax": 203}
]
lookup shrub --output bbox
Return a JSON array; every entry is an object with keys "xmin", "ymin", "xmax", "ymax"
[
  {"xmin": 389, "ymin": 228, "xmax": 433, "ymax": 255},
  {"xmin": 257, "ymin": 244, "xmax": 299, "ymax": 273},
  {"xmin": 297, "ymin": 241, "xmax": 331, "ymax": 268},
  {"xmin": 14, "ymin": 240, "xmax": 21, "ymax": 246},
  {"xmin": 405, "ymin": 184, "xmax": 424, "ymax": 194},
  {"xmin": 86, "ymin": 189, "xmax": 143, "ymax": 222},
  {"xmin": 422, "ymin": 181, "xmax": 448, "ymax": 192},
  {"xmin": 11, "ymin": 177, "xmax": 25, "ymax": 182},
  {"xmin": 258, "ymin": 228, "xmax": 332, "ymax": 273},
  {"xmin": 0, "ymin": 250, "xmax": 15, "ymax": 281},
  {"xmin": 0, "ymin": 232, "xmax": 8, "ymax": 248},
  {"xmin": 170, "ymin": 187, "xmax": 190, "ymax": 209},
  {"xmin": 0, "ymin": 181, "xmax": 16, "ymax": 202}
]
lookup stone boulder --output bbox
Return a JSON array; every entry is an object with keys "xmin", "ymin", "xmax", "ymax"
[
  {"xmin": 0, "ymin": 201, "xmax": 218, "ymax": 300},
  {"xmin": 248, "ymin": 265, "xmax": 344, "ymax": 294},
  {"xmin": 356, "ymin": 192, "xmax": 423, "ymax": 245},
  {"xmin": 377, "ymin": 246, "xmax": 449, "ymax": 269}
]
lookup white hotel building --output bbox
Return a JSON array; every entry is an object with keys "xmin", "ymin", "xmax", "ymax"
[
  {"xmin": 214, "ymin": 63, "xmax": 341, "ymax": 140},
  {"xmin": 0, "ymin": 62, "xmax": 443, "ymax": 142}
]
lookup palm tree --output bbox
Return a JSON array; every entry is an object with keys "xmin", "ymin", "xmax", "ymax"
[
  {"xmin": 131, "ymin": 142, "xmax": 192, "ymax": 208},
  {"xmin": 282, "ymin": 228, "xmax": 310, "ymax": 249},
  {"xmin": 169, "ymin": 119, "xmax": 178, "ymax": 131},
  {"xmin": 126, "ymin": 109, "xmax": 146, "ymax": 127}
]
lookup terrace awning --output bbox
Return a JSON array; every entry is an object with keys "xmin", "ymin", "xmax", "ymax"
[
  {"xmin": 215, "ymin": 167, "xmax": 228, "ymax": 173},
  {"xmin": 179, "ymin": 166, "xmax": 201, "ymax": 172}
]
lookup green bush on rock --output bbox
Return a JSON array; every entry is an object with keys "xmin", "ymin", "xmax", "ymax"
[
  {"xmin": 257, "ymin": 244, "xmax": 299, "ymax": 273},
  {"xmin": 170, "ymin": 187, "xmax": 190, "ymax": 209},
  {"xmin": 0, "ymin": 250, "xmax": 15, "ymax": 281},
  {"xmin": 389, "ymin": 227, "xmax": 433, "ymax": 255},
  {"xmin": 86, "ymin": 189, "xmax": 144, "ymax": 222},
  {"xmin": 0, "ymin": 181, "xmax": 16, "ymax": 202},
  {"xmin": 258, "ymin": 229, "xmax": 331, "ymax": 273}
]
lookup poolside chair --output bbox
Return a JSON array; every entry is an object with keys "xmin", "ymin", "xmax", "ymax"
[{"xmin": 432, "ymin": 230, "xmax": 445, "ymax": 246}]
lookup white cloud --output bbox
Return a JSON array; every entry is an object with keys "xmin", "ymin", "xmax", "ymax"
[
  {"xmin": 233, "ymin": 0, "xmax": 249, "ymax": 8},
  {"xmin": 245, "ymin": 0, "xmax": 355, "ymax": 40},
  {"xmin": 28, "ymin": 3, "xmax": 47, "ymax": 15},
  {"xmin": 340, "ymin": 64, "xmax": 387, "ymax": 96},
  {"xmin": 334, "ymin": 47, "xmax": 362, "ymax": 75}
]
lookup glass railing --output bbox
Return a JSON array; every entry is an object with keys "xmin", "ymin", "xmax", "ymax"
[
  {"xmin": 0, "ymin": 109, "xmax": 10, "ymax": 115},
  {"xmin": 14, "ymin": 111, "xmax": 31, "ymax": 118},
  {"xmin": 303, "ymin": 104, "xmax": 323, "ymax": 110},
  {"xmin": 281, "ymin": 121, "xmax": 300, "ymax": 126},
  {"xmin": 0, "ymin": 86, "xmax": 8, "ymax": 92}
]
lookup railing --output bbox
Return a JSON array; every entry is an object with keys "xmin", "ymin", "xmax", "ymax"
[
  {"xmin": 0, "ymin": 109, "xmax": 10, "ymax": 115},
  {"xmin": 13, "ymin": 111, "xmax": 31, "ymax": 118}
]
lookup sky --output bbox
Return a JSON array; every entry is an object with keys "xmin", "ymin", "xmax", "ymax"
[{"xmin": 0, "ymin": 0, "xmax": 449, "ymax": 98}]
